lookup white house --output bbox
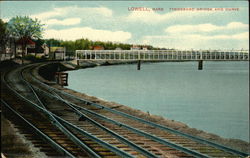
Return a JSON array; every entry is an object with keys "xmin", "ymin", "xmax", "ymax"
[
  {"xmin": 130, "ymin": 45, "xmax": 148, "ymax": 50},
  {"xmin": 16, "ymin": 38, "xmax": 36, "ymax": 56},
  {"xmin": 41, "ymin": 43, "xmax": 49, "ymax": 57},
  {"xmin": 130, "ymin": 45, "xmax": 141, "ymax": 50}
]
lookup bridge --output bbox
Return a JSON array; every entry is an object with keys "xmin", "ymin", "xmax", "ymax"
[{"xmin": 75, "ymin": 49, "xmax": 249, "ymax": 70}]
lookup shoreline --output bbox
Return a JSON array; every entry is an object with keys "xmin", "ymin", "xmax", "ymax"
[{"xmin": 35, "ymin": 60, "xmax": 249, "ymax": 153}]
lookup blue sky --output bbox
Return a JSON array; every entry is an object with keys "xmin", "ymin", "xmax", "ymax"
[{"xmin": 0, "ymin": 1, "xmax": 248, "ymax": 50}]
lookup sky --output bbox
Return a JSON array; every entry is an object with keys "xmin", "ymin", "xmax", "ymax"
[{"xmin": 0, "ymin": 1, "xmax": 249, "ymax": 50}]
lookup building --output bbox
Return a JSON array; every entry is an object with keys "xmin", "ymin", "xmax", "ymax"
[
  {"xmin": 93, "ymin": 46, "xmax": 104, "ymax": 50},
  {"xmin": 115, "ymin": 47, "xmax": 122, "ymax": 50},
  {"xmin": 41, "ymin": 43, "xmax": 49, "ymax": 57},
  {"xmin": 1, "ymin": 39, "xmax": 15, "ymax": 60},
  {"xmin": 142, "ymin": 46, "xmax": 148, "ymax": 50},
  {"xmin": 1, "ymin": 38, "xmax": 50, "ymax": 61},
  {"xmin": 130, "ymin": 45, "xmax": 148, "ymax": 50},
  {"xmin": 49, "ymin": 47, "xmax": 66, "ymax": 60},
  {"xmin": 16, "ymin": 37, "xmax": 36, "ymax": 56},
  {"xmin": 130, "ymin": 45, "xmax": 141, "ymax": 50}
]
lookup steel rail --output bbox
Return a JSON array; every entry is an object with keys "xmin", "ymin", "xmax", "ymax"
[
  {"xmin": 20, "ymin": 70, "xmax": 47, "ymax": 108},
  {"xmin": 47, "ymin": 88, "xmax": 158, "ymax": 158},
  {"xmin": 51, "ymin": 113, "xmax": 136, "ymax": 158},
  {"xmin": 19, "ymin": 66, "xmax": 102, "ymax": 158},
  {"xmin": 31, "ymin": 83, "xmax": 141, "ymax": 158},
  {"xmin": 53, "ymin": 92, "xmax": 211, "ymax": 158},
  {"xmin": 1, "ymin": 99, "xmax": 75, "ymax": 158},
  {"xmin": 88, "ymin": 101, "xmax": 250, "ymax": 157},
  {"xmin": 23, "ymin": 64, "xmax": 155, "ymax": 157},
  {"xmin": 29, "ymin": 82, "xmax": 210, "ymax": 158},
  {"xmin": 29, "ymin": 63, "xmax": 249, "ymax": 157},
  {"xmin": 3, "ymin": 67, "xmax": 135, "ymax": 158},
  {"xmin": 87, "ymin": 102, "xmax": 250, "ymax": 157}
]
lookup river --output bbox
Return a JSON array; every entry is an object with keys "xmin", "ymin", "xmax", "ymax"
[{"xmin": 67, "ymin": 61, "xmax": 249, "ymax": 142}]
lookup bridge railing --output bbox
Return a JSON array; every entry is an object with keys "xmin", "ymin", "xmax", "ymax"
[{"xmin": 75, "ymin": 50, "xmax": 249, "ymax": 61}]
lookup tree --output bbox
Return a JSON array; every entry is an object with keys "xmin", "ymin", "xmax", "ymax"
[
  {"xmin": 61, "ymin": 40, "xmax": 76, "ymax": 57},
  {"xmin": 34, "ymin": 38, "xmax": 45, "ymax": 54},
  {"xmin": 0, "ymin": 19, "xmax": 8, "ymax": 55},
  {"xmin": 45, "ymin": 38, "xmax": 62, "ymax": 47},
  {"xmin": 7, "ymin": 16, "xmax": 44, "ymax": 64}
]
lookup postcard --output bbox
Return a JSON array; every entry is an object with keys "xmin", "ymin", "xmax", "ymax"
[{"xmin": 0, "ymin": 1, "xmax": 249, "ymax": 157}]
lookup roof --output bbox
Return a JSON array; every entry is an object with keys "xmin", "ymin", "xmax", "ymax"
[
  {"xmin": 50, "ymin": 47, "xmax": 64, "ymax": 53},
  {"xmin": 131, "ymin": 45, "xmax": 141, "ymax": 48},
  {"xmin": 93, "ymin": 46, "xmax": 104, "ymax": 50},
  {"xmin": 16, "ymin": 37, "xmax": 35, "ymax": 45}
]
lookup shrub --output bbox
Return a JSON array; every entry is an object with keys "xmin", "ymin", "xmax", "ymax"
[{"xmin": 23, "ymin": 54, "xmax": 47, "ymax": 62}]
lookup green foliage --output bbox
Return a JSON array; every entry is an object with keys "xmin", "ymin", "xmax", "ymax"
[
  {"xmin": 62, "ymin": 38, "xmax": 135, "ymax": 51},
  {"xmin": 34, "ymin": 38, "xmax": 45, "ymax": 53},
  {"xmin": 44, "ymin": 38, "xmax": 62, "ymax": 47},
  {"xmin": 43, "ymin": 37, "xmax": 159, "ymax": 55},
  {"xmin": 0, "ymin": 19, "xmax": 8, "ymax": 51},
  {"xmin": 61, "ymin": 40, "xmax": 75, "ymax": 51},
  {"xmin": 7, "ymin": 16, "xmax": 44, "ymax": 39},
  {"xmin": 75, "ymin": 38, "xmax": 91, "ymax": 50},
  {"xmin": 0, "ymin": 19, "xmax": 7, "ymax": 40}
]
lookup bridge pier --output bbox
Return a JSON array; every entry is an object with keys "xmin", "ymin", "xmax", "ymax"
[
  {"xmin": 198, "ymin": 60, "xmax": 203, "ymax": 70},
  {"xmin": 137, "ymin": 60, "xmax": 141, "ymax": 70}
]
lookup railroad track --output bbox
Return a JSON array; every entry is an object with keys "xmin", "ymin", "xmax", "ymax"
[
  {"xmin": 1, "ymin": 63, "xmax": 249, "ymax": 158},
  {"xmin": 1, "ymin": 65, "xmax": 135, "ymax": 158},
  {"xmin": 0, "ymin": 79, "xmax": 80, "ymax": 157}
]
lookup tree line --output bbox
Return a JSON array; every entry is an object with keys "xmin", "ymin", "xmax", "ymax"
[
  {"xmin": 1, "ymin": 16, "xmax": 167, "ymax": 62},
  {"xmin": 44, "ymin": 38, "xmax": 155, "ymax": 55}
]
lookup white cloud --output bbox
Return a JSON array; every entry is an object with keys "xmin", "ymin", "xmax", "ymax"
[
  {"xmin": 165, "ymin": 23, "xmax": 220, "ymax": 34},
  {"xmin": 46, "ymin": 18, "xmax": 81, "ymax": 26},
  {"xmin": 31, "ymin": 6, "xmax": 112, "ymax": 21},
  {"xmin": 67, "ymin": 6, "xmax": 113, "ymax": 17},
  {"xmin": 31, "ymin": 8, "xmax": 65, "ymax": 20},
  {"xmin": 165, "ymin": 22, "xmax": 249, "ymax": 34},
  {"xmin": 90, "ymin": 7, "xmax": 113, "ymax": 17},
  {"xmin": 227, "ymin": 22, "xmax": 248, "ymax": 29},
  {"xmin": 154, "ymin": 22, "xmax": 249, "ymax": 49},
  {"xmin": 30, "ymin": 6, "xmax": 113, "ymax": 27},
  {"xmin": 143, "ymin": 32, "xmax": 249, "ymax": 50},
  {"xmin": 231, "ymin": 32, "xmax": 249, "ymax": 39},
  {"xmin": 43, "ymin": 27, "xmax": 131, "ymax": 42},
  {"xmin": 126, "ymin": 10, "xmax": 219, "ymax": 23}
]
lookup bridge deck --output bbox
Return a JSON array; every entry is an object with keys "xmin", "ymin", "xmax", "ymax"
[{"xmin": 76, "ymin": 50, "xmax": 249, "ymax": 61}]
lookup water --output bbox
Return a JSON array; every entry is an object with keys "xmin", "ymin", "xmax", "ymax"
[{"xmin": 67, "ymin": 61, "xmax": 249, "ymax": 142}]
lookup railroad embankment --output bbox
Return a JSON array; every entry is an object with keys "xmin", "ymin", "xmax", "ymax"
[
  {"xmin": 1, "ymin": 115, "xmax": 47, "ymax": 158},
  {"xmin": 34, "ymin": 60, "xmax": 249, "ymax": 153},
  {"xmin": 0, "ymin": 60, "xmax": 48, "ymax": 158}
]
